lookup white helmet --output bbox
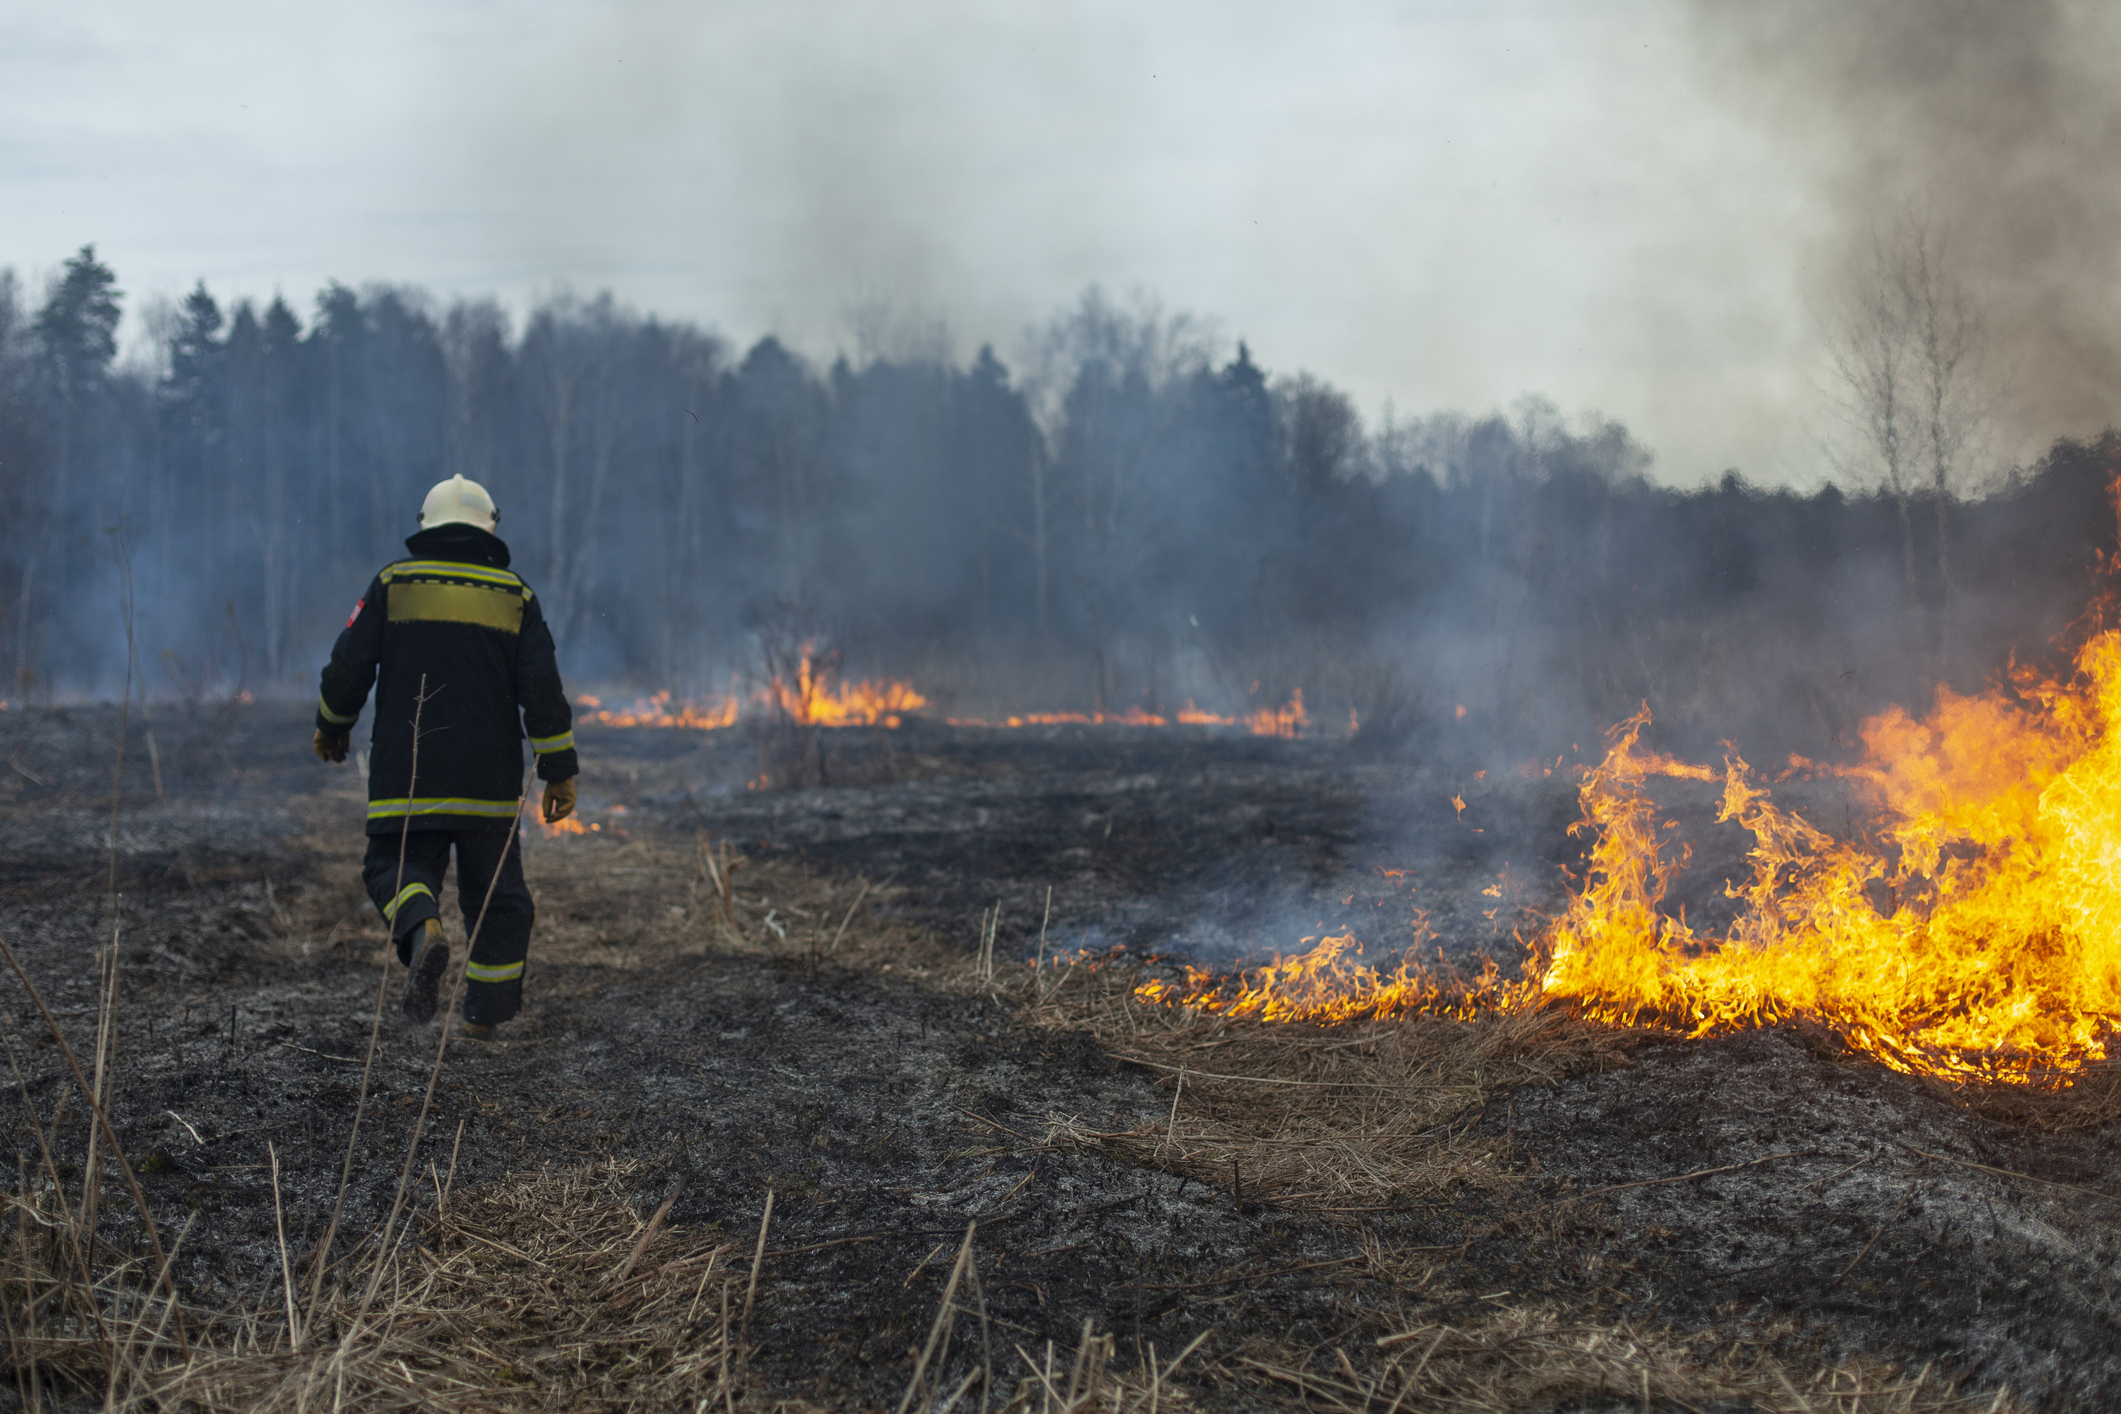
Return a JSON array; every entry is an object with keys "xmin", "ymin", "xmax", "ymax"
[{"xmin": 418, "ymin": 475, "xmax": 498, "ymax": 532}]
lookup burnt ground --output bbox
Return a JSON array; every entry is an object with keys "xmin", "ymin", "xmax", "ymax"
[{"xmin": 1, "ymin": 701, "xmax": 2119, "ymax": 1410}]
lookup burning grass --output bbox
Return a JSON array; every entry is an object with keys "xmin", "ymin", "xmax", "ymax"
[{"xmin": 1127, "ymin": 630, "xmax": 2121, "ymax": 1103}]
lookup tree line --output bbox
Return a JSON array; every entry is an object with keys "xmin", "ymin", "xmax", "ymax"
[{"xmin": 0, "ymin": 244, "xmax": 2110, "ymax": 759}]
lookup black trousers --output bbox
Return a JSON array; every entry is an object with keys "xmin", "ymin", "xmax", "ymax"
[{"xmin": 362, "ymin": 830, "xmax": 533, "ymax": 1025}]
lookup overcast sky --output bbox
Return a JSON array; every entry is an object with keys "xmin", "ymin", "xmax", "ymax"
[{"xmin": 3, "ymin": 1, "xmax": 2083, "ymax": 487}]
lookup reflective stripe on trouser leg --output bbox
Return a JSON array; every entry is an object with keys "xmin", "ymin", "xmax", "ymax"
[
  {"xmin": 362, "ymin": 833, "xmax": 450, "ymax": 965},
  {"xmin": 452, "ymin": 831, "xmax": 534, "ymax": 1025}
]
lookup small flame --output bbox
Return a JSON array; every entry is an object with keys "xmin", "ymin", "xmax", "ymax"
[
  {"xmin": 574, "ymin": 653, "xmax": 923, "ymax": 732},
  {"xmin": 1134, "ymin": 933, "xmax": 1515, "ymax": 1025},
  {"xmin": 580, "ymin": 690, "xmax": 740, "ymax": 730},
  {"xmin": 763, "ymin": 650, "xmax": 927, "ymax": 727},
  {"xmin": 947, "ymin": 691, "xmax": 1311, "ymax": 736},
  {"xmin": 1243, "ymin": 688, "xmax": 1308, "ymax": 739}
]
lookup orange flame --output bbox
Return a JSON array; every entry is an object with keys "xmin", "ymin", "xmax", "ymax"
[
  {"xmin": 763, "ymin": 652, "xmax": 927, "ymax": 728},
  {"xmin": 1243, "ymin": 688, "xmax": 1308, "ymax": 738},
  {"xmin": 947, "ymin": 691, "xmax": 1312, "ymax": 736},
  {"xmin": 1537, "ymin": 663, "xmax": 2120, "ymax": 1084},
  {"xmin": 1137, "ymin": 629, "xmax": 2121, "ymax": 1085},
  {"xmin": 1134, "ymin": 933, "xmax": 1518, "ymax": 1025},
  {"xmin": 579, "ymin": 690, "xmax": 740, "ymax": 730},
  {"xmin": 573, "ymin": 656, "xmax": 924, "ymax": 732}
]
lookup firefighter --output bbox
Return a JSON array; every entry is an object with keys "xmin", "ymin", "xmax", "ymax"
[{"xmin": 312, "ymin": 474, "xmax": 579, "ymax": 1040}]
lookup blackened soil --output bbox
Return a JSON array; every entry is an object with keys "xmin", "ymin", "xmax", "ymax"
[
  {"xmin": 2, "ymin": 704, "xmax": 2118, "ymax": 1410},
  {"xmin": 1481, "ymin": 1030, "xmax": 2121, "ymax": 1409},
  {"xmin": 622, "ymin": 718, "xmax": 1583, "ymax": 968}
]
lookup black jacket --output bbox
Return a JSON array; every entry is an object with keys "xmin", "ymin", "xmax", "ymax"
[{"xmin": 317, "ymin": 525, "xmax": 578, "ymax": 834}]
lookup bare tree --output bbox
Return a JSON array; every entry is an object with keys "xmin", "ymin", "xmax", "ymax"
[
  {"xmin": 1827, "ymin": 233, "xmax": 1919, "ymax": 592},
  {"xmin": 1825, "ymin": 215, "xmax": 1990, "ymax": 622},
  {"xmin": 1905, "ymin": 226, "xmax": 1988, "ymax": 600}
]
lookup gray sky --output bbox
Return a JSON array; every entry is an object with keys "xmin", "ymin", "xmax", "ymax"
[{"xmin": 5, "ymin": 1, "xmax": 2093, "ymax": 486}]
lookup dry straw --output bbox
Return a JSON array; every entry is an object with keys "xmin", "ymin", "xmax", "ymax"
[
  {"xmin": 985, "ymin": 948, "xmax": 1639, "ymax": 1209},
  {"xmin": 144, "ymin": 1161, "xmax": 753, "ymax": 1413},
  {"xmin": 1249, "ymin": 1305, "xmax": 2019, "ymax": 1414}
]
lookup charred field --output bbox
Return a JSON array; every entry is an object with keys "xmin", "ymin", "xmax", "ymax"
[{"xmin": 2, "ymin": 700, "xmax": 2119, "ymax": 1412}]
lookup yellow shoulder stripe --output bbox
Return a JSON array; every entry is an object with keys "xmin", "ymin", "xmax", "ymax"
[
  {"xmin": 383, "ymin": 561, "xmax": 527, "ymax": 593},
  {"xmin": 387, "ymin": 582, "xmax": 524, "ymax": 634}
]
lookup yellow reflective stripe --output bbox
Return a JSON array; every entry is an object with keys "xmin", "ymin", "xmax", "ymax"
[
  {"xmin": 382, "ymin": 561, "xmax": 525, "ymax": 591},
  {"xmin": 318, "ymin": 694, "xmax": 358, "ymax": 725},
  {"xmin": 382, "ymin": 882, "xmax": 434, "ymax": 921},
  {"xmin": 464, "ymin": 960, "xmax": 524, "ymax": 983},
  {"xmin": 529, "ymin": 730, "xmax": 574, "ymax": 754},
  {"xmin": 367, "ymin": 797, "xmax": 522, "ymax": 819},
  {"xmin": 387, "ymin": 582, "xmax": 524, "ymax": 634}
]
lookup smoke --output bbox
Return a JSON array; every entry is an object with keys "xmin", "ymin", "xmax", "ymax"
[
  {"xmin": 1691, "ymin": 0, "xmax": 2121, "ymax": 459},
  {"xmin": 448, "ymin": 0, "xmax": 1151, "ymax": 363}
]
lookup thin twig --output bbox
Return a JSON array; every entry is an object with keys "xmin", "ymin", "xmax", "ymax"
[
  {"xmin": 1837, "ymin": 1185, "xmax": 1917, "ymax": 1282},
  {"xmin": 1129, "ymin": 1059, "xmax": 1478, "ymax": 1090},
  {"xmin": 829, "ymin": 878, "xmax": 872, "ymax": 953},
  {"xmin": 269, "ymin": 1143, "xmax": 301, "ymax": 1350},
  {"xmin": 1903, "ymin": 1145, "xmax": 2121, "ymax": 1202},
  {"xmin": 606, "ymin": 1177, "xmax": 686, "ymax": 1288},
  {"xmin": 741, "ymin": 1189, "xmax": 776, "ymax": 1342},
  {"xmin": 1573, "ymin": 1152, "xmax": 1804, "ymax": 1201},
  {"xmin": 899, "ymin": 1223, "xmax": 976, "ymax": 1414}
]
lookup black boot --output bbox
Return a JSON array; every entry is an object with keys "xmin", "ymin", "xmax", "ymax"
[{"xmin": 402, "ymin": 919, "xmax": 449, "ymax": 1024}]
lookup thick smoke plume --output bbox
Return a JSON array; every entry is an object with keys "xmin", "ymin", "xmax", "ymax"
[{"xmin": 1695, "ymin": 0, "xmax": 2121, "ymax": 456}]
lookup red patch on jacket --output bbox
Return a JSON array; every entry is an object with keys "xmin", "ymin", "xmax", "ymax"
[{"xmin": 347, "ymin": 597, "xmax": 365, "ymax": 628}]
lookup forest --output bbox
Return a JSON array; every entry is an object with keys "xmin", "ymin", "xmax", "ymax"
[{"xmin": 1, "ymin": 243, "xmax": 2112, "ymax": 762}]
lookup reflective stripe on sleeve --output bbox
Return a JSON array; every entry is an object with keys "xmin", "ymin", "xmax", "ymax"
[
  {"xmin": 318, "ymin": 694, "xmax": 359, "ymax": 725},
  {"xmin": 464, "ymin": 960, "xmax": 525, "ymax": 983},
  {"xmin": 529, "ymin": 730, "xmax": 574, "ymax": 755},
  {"xmin": 367, "ymin": 797, "xmax": 522, "ymax": 820},
  {"xmin": 383, "ymin": 882, "xmax": 434, "ymax": 922}
]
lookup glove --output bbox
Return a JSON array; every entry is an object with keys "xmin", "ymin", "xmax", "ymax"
[
  {"xmin": 313, "ymin": 729, "xmax": 350, "ymax": 763},
  {"xmin": 542, "ymin": 777, "xmax": 577, "ymax": 823}
]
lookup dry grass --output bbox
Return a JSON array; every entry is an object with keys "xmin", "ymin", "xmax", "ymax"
[
  {"xmin": 1932, "ymin": 1063, "xmax": 2121, "ymax": 1132},
  {"xmin": 1243, "ymin": 1306, "xmax": 2021, "ymax": 1414},
  {"xmin": 981, "ymin": 952, "xmax": 1639, "ymax": 1210},
  {"xmin": 146, "ymin": 1161, "xmax": 767, "ymax": 1413},
  {"xmin": 7, "ymin": 823, "xmax": 2045, "ymax": 1412},
  {"xmin": 892, "ymin": 1225, "xmax": 1211, "ymax": 1414}
]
